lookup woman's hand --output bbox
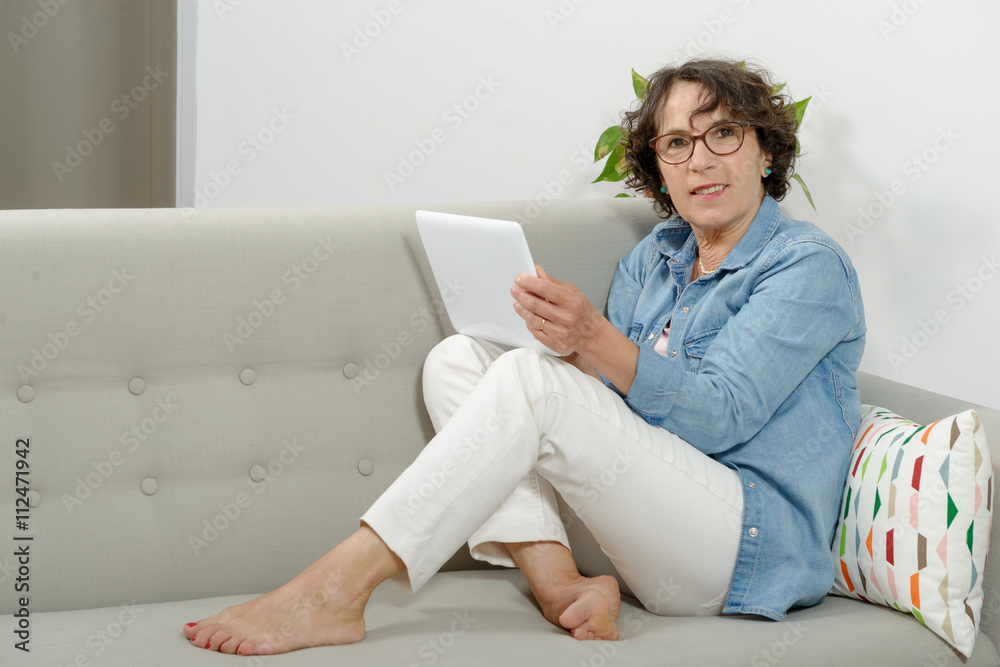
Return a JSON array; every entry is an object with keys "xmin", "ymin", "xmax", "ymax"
[
  {"xmin": 511, "ymin": 265, "xmax": 604, "ymax": 357},
  {"xmin": 511, "ymin": 265, "xmax": 640, "ymax": 393}
]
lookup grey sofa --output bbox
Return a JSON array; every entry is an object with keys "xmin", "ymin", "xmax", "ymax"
[{"xmin": 2, "ymin": 199, "xmax": 998, "ymax": 666}]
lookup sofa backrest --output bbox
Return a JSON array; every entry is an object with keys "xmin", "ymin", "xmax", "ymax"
[{"xmin": 0, "ymin": 199, "xmax": 655, "ymax": 615}]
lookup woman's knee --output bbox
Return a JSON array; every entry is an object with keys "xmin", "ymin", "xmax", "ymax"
[
  {"xmin": 421, "ymin": 335, "xmax": 502, "ymax": 407},
  {"xmin": 423, "ymin": 335, "xmax": 480, "ymax": 378},
  {"xmin": 486, "ymin": 347, "xmax": 562, "ymax": 384}
]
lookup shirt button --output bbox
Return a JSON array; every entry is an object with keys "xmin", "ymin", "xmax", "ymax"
[
  {"xmin": 748, "ymin": 482, "xmax": 755, "ymax": 488},
  {"xmin": 670, "ymin": 350, "xmax": 677, "ymax": 357},
  {"xmin": 749, "ymin": 527, "xmax": 759, "ymax": 538},
  {"xmin": 647, "ymin": 333, "xmax": 655, "ymax": 341},
  {"xmin": 680, "ymin": 307, "xmax": 689, "ymax": 313}
]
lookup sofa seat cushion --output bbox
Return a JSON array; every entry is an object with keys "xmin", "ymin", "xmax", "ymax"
[{"xmin": 20, "ymin": 570, "xmax": 999, "ymax": 666}]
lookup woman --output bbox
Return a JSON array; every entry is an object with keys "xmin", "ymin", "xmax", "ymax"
[{"xmin": 183, "ymin": 58, "xmax": 866, "ymax": 655}]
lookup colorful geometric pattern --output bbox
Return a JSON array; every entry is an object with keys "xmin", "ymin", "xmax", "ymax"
[{"xmin": 831, "ymin": 406, "xmax": 992, "ymax": 657}]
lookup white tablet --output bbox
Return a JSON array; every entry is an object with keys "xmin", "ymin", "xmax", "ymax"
[{"xmin": 416, "ymin": 210, "xmax": 559, "ymax": 355}]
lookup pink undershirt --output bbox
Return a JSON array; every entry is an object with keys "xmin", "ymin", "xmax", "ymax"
[{"xmin": 652, "ymin": 321, "xmax": 671, "ymax": 356}]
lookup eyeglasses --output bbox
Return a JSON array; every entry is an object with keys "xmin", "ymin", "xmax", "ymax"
[{"xmin": 648, "ymin": 120, "xmax": 751, "ymax": 165}]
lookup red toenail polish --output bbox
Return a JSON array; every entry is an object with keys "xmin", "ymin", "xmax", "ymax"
[{"xmin": 185, "ymin": 623, "xmax": 196, "ymax": 627}]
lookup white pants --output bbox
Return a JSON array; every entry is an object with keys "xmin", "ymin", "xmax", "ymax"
[{"xmin": 361, "ymin": 335, "xmax": 744, "ymax": 616}]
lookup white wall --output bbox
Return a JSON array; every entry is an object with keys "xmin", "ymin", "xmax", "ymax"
[{"xmin": 188, "ymin": 0, "xmax": 1000, "ymax": 411}]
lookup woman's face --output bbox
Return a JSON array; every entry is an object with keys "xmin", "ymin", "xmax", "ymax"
[{"xmin": 656, "ymin": 81, "xmax": 771, "ymax": 233}]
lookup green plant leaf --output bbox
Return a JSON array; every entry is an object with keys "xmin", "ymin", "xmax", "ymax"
[
  {"xmin": 631, "ymin": 69, "xmax": 648, "ymax": 100},
  {"xmin": 594, "ymin": 126, "xmax": 623, "ymax": 161},
  {"xmin": 592, "ymin": 156, "xmax": 623, "ymax": 183},
  {"xmin": 614, "ymin": 192, "xmax": 633, "ymax": 198},
  {"xmin": 794, "ymin": 96, "xmax": 811, "ymax": 125},
  {"xmin": 771, "ymin": 82, "xmax": 786, "ymax": 95},
  {"xmin": 791, "ymin": 173, "xmax": 816, "ymax": 211},
  {"xmin": 592, "ymin": 143, "xmax": 627, "ymax": 183}
]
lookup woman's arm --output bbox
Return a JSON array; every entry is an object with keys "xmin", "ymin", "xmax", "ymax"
[
  {"xmin": 511, "ymin": 265, "xmax": 639, "ymax": 393},
  {"xmin": 623, "ymin": 240, "xmax": 865, "ymax": 452}
]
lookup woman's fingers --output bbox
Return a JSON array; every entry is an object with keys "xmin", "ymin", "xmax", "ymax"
[
  {"xmin": 514, "ymin": 272, "xmax": 566, "ymax": 304},
  {"xmin": 535, "ymin": 264, "xmax": 570, "ymax": 289},
  {"xmin": 512, "ymin": 269, "xmax": 603, "ymax": 355},
  {"xmin": 512, "ymin": 299, "xmax": 553, "ymax": 331}
]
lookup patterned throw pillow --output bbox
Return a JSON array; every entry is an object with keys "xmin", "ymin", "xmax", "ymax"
[{"xmin": 831, "ymin": 405, "xmax": 992, "ymax": 657}]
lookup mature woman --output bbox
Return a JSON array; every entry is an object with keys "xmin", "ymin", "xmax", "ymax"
[{"xmin": 184, "ymin": 58, "xmax": 865, "ymax": 655}]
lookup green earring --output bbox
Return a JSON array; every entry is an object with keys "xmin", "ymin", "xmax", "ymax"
[
  {"xmin": 764, "ymin": 168, "xmax": 772, "ymax": 176},
  {"xmin": 660, "ymin": 186, "xmax": 667, "ymax": 193}
]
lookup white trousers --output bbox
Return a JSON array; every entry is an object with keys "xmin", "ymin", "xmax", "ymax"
[{"xmin": 361, "ymin": 335, "xmax": 744, "ymax": 616}]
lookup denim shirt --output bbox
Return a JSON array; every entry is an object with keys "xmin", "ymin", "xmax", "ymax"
[{"xmin": 603, "ymin": 195, "xmax": 866, "ymax": 620}]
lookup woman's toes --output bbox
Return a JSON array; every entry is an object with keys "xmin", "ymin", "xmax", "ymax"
[
  {"xmin": 208, "ymin": 629, "xmax": 235, "ymax": 652},
  {"xmin": 558, "ymin": 588, "xmax": 619, "ymax": 641},
  {"xmin": 218, "ymin": 635, "xmax": 244, "ymax": 654},
  {"xmin": 239, "ymin": 637, "xmax": 277, "ymax": 656},
  {"xmin": 558, "ymin": 597, "xmax": 592, "ymax": 630}
]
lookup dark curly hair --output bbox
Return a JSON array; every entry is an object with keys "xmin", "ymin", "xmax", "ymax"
[{"xmin": 622, "ymin": 59, "xmax": 799, "ymax": 218}]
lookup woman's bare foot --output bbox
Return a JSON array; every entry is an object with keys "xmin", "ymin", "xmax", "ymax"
[
  {"xmin": 182, "ymin": 526, "xmax": 404, "ymax": 655},
  {"xmin": 506, "ymin": 541, "xmax": 621, "ymax": 640},
  {"xmin": 537, "ymin": 572, "xmax": 622, "ymax": 640}
]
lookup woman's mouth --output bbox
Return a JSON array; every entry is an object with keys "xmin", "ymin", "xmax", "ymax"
[{"xmin": 691, "ymin": 184, "xmax": 727, "ymax": 199}]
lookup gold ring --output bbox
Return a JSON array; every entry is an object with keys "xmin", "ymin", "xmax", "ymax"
[{"xmin": 538, "ymin": 318, "xmax": 546, "ymax": 332}]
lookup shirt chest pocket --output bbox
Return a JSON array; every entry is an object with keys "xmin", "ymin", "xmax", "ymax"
[{"xmin": 683, "ymin": 328, "xmax": 720, "ymax": 372}]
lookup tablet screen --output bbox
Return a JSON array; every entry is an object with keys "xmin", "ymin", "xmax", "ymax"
[{"xmin": 416, "ymin": 210, "xmax": 559, "ymax": 355}]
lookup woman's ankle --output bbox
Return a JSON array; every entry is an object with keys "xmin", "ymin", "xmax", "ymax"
[
  {"xmin": 348, "ymin": 524, "xmax": 406, "ymax": 594},
  {"xmin": 506, "ymin": 541, "xmax": 582, "ymax": 603}
]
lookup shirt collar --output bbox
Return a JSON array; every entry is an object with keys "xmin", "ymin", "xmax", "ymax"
[{"xmin": 651, "ymin": 195, "xmax": 782, "ymax": 270}]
